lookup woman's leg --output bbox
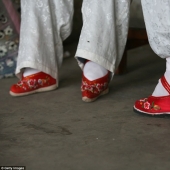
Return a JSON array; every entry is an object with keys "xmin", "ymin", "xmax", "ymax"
[
  {"xmin": 76, "ymin": 0, "xmax": 131, "ymax": 102},
  {"xmin": 10, "ymin": 0, "xmax": 74, "ymax": 96},
  {"xmin": 134, "ymin": 0, "xmax": 170, "ymax": 115}
]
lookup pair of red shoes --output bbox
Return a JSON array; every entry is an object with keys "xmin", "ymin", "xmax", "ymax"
[
  {"xmin": 10, "ymin": 71, "xmax": 110, "ymax": 102},
  {"xmin": 10, "ymin": 71, "xmax": 170, "ymax": 115}
]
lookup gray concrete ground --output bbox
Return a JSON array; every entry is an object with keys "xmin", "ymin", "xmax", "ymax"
[{"xmin": 1, "ymin": 44, "xmax": 170, "ymax": 170}]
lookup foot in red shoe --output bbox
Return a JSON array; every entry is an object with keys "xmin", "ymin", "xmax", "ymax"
[
  {"xmin": 133, "ymin": 76, "xmax": 170, "ymax": 115},
  {"xmin": 81, "ymin": 71, "xmax": 110, "ymax": 102},
  {"xmin": 9, "ymin": 72, "xmax": 57, "ymax": 97},
  {"xmin": 81, "ymin": 61, "xmax": 110, "ymax": 102}
]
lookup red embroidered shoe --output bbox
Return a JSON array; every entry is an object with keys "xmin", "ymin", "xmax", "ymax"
[
  {"xmin": 134, "ymin": 76, "xmax": 170, "ymax": 115},
  {"xmin": 9, "ymin": 72, "xmax": 57, "ymax": 97},
  {"xmin": 81, "ymin": 71, "xmax": 110, "ymax": 102}
]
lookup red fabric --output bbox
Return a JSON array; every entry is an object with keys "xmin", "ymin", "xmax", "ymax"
[
  {"xmin": 81, "ymin": 71, "xmax": 110, "ymax": 99},
  {"xmin": 161, "ymin": 76, "xmax": 170, "ymax": 94},
  {"xmin": 134, "ymin": 76, "xmax": 170, "ymax": 115},
  {"xmin": 134, "ymin": 95, "xmax": 170, "ymax": 115},
  {"xmin": 10, "ymin": 72, "xmax": 56, "ymax": 95}
]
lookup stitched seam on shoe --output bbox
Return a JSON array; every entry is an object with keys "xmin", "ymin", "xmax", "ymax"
[{"xmin": 161, "ymin": 76, "xmax": 170, "ymax": 94}]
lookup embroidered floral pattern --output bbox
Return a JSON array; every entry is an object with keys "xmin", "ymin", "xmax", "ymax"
[
  {"xmin": 144, "ymin": 101, "xmax": 150, "ymax": 109},
  {"xmin": 17, "ymin": 76, "xmax": 50, "ymax": 90},
  {"xmin": 81, "ymin": 80, "xmax": 108, "ymax": 94},
  {"xmin": 38, "ymin": 79, "xmax": 43, "ymax": 85},
  {"xmin": 27, "ymin": 79, "xmax": 36, "ymax": 88},
  {"xmin": 140, "ymin": 98, "xmax": 161, "ymax": 111}
]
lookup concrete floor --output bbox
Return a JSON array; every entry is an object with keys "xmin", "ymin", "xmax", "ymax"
[{"xmin": 1, "ymin": 44, "xmax": 170, "ymax": 170}]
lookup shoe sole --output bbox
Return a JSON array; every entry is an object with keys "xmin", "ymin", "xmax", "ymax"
[
  {"xmin": 9, "ymin": 84, "xmax": 58, "ymax": 97},
  {"xmin": 82, "ymin": 88, "xmax": 109, "ymax": 102},
  {"xmin": 133, "ymin": 105, "xmax": 170, "ymax": 116}
]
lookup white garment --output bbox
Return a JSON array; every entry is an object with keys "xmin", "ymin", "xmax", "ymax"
[
  {"xmin": 16, "ymin": 0, "xmax": 74, "ymax": 79},
  {"xmin": 76, "ymin": 0, "xmax": 130, "ymax": 73},
  {"xmin": 16, "ymin": 0, "xmax": 130, "ymax": 81},
  {"xmin": 141, "ymin": 0, "xmax": 170, "ymax": 96},
  {"xmin": 141, "ymin": 0, "xmax": 170, "ymax": 59}
]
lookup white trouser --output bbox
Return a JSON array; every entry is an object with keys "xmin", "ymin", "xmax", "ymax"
[
  {"xmin": 16, "ymin": 0, "xmax": 130, "ymax": 80},
  {"xmin": 141, "ymin": 0, "xmax": 170, "ymax": 59}
]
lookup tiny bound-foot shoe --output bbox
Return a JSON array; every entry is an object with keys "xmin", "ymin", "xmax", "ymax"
[
  {"xmin": 10, "ymin": 72, "xmax": 57, "ymax": 97},
  {"xmin": 134, "ymin": 76, "xmax": 170, "ymax": 115},
  {"xmin": 81, "ymin": 71, "xmax": 110, "ymax": 102}
]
